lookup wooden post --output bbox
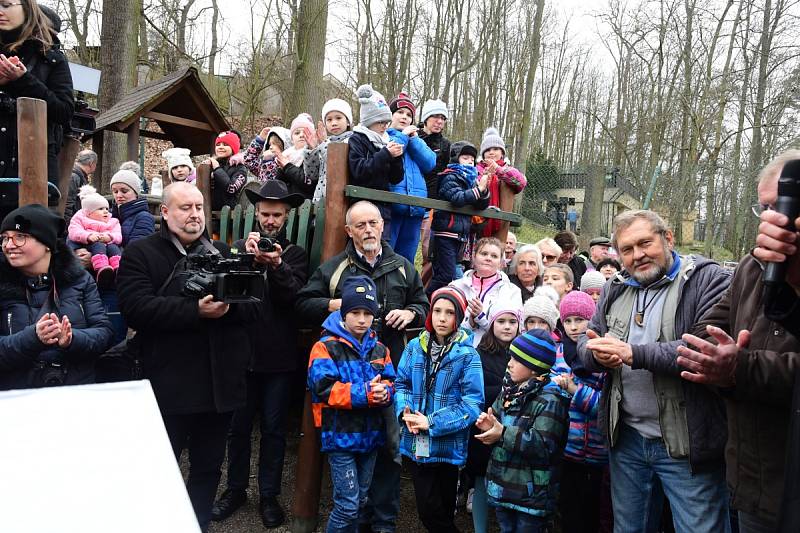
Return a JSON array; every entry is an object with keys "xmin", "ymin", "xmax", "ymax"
[
  {"xmin": 195, "ymin": 163, "xmax": 212, "ymax": 235},
  {"xmin": 291, "ymin": 142, "xmax": 349, "ymax": 533},
  {"xmin": 125, "ymin": 120, "xmax": 140, "ymax": 164},
  {"xmin": 494, "ymin": 181, "xmax": 515, "ymax": 244},
  {"xmin": 16, "ymin": 98, "xmax": 47, "ymax": 207},
  {"xmin": 56, "ymin": 137, "xmax": 82, "ymax": 215}
]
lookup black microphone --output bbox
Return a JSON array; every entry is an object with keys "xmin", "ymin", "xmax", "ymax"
[{"xmin": 763, "ymin": 159, "xmax": 800, "ymax": 288}]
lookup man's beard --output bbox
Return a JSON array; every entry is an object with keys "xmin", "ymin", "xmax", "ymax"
[
  {"xmin": 260, "ymin": 225, "xmax": 281, "ymax": 239},
  {"xmin": 631, "ymin": 247, "xmax": 673, "ymax": 286},
  {"xmin": 362, "ymin": 240, "xmax": 378, "ymax": 252}
]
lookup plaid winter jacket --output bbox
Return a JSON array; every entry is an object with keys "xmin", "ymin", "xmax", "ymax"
[
  {"xmin": 395, "ymin": 328, "xmax": 484, "ymax": 465},
  {"xmin": 307, "ymin": 311, "xmax": 396, "ymax": 453},
  {"xmin": 486, "ymin": 377, "xmax": 570, "ymax": 517}
]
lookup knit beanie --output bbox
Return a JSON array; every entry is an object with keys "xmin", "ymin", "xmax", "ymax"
[
  {"xmin": 449, "ymin": 141, "xmax": 478, "ymax": 164},
  {"xmin": 290, "ymin": 113, "xmax": 315, "ymax": 137},
  {"xmin": 110, "ymin": 169, "xmax": 142, "ymax": 195},
  {"xmin": 420, "ymin": 99, "xmax": 449, "ymax": 123},
  {"xmin": 510, "ymin": 329, "xmax": 557, "ymax": 372},
  {"xmin": 266, "ymin": 127, "xmax": 291, "ymax": 151},
  {"xmin": 521, "ymin": 291, "xmax": 560, "ymax": 331},
  {"xmin": 78, "ymin": 184, "xmax": 108, "ymax": 213},
  {"xmin": 580, "ymin": 271, "xmax": 607, "ymax": 293},
  {"xmin": 162, "ymin": 147, "xmax": 195, "ymax": 173},
  {"xmin": 480, "ymin": 127, "xmax": 506, "ymax": 157},
  {"xmin": 321, "ymin": 98, "xmax": 353, "ymax": 126},
  {"xmin": 489, "ymin": 303, "xmax": 522, "ymax": 326},
  {"xmin": 425, "ymin": 286, "xmax": 468, "ymax": 333},
  {"xmin": 559, "ymin": 291, "xmax": 596, "ymax": 321},
  {"xmin": 1, "ymin": 203, "xmax": 64, "ymax": 251},
  {"xmin": 340, "ymin": 275, "xmax": 379, "ymax": 317},
  {"xmin": 389, "ymin": 91, "xmax": 416, "ymax": 120},
  {"xmin": 356, "ymin": 84, "xmax": 392, "ymax": 127},
  {"xmin": 215, "ymin": 131, "xmax": 241, "ymax": 155}
]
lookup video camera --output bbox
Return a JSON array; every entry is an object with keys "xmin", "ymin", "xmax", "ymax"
[{"xmin": 182, "ymin": 251, "xmax": 265, "ymax": 304}]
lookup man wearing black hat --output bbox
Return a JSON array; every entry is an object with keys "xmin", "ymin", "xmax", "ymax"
[
  {"xmin": 211, "ymin": 180, "xmax": 309, "ymax": 528},
  {"xmin": 116, "ymin": 182, "xmax": 261, "ymax": 532}
]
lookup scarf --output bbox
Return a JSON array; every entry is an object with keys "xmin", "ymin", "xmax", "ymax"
[
  {"xmin": 500, "ymin": 372, "xmax": 540, "ymax": 410},
  {"xmin": 354, "ymin": 124, "xmax": 390, "ymax": 149}
]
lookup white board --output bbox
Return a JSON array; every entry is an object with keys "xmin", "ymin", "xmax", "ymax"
[{"xmin": 0, "ymin": 381, "xmax": 200, "ymax": 533}]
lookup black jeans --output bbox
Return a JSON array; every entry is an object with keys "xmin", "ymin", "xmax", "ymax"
[
  {"xmin": 408, "ymin": 461, "xmax": 461, "ymax": 533},
  {"xmin": 559, "ymin": 459, "xmax": 611, "ymax": 533},
  {"xmin": 225, "ymin": 371, "xmax": 291, "ymax": 498},
  {"xmin": 162, "ymin": 411, "xmax": 232, "ymax": 532}
]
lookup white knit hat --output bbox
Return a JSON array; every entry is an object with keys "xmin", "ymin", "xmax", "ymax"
[
  {"xmin": 580, "ymin": 271, "xmax": 607, "ymax": 293},
  {"xmin": 420, "ymin": 99, "xmax": 449, "ymax": 123},
  {"xmin": 162, "ymin": 147, "xmax": 195, "ymax": 173},
  {"xmin": 78, "ymin": 184, "xmax": 108, "ymax": 213},
  {"xmin": 321, "ymin": 98, "xmax": 353, "ymax": 126},
  {"xmin": 522, "ymin": 288, "xmax": 560, "ymax": 331},
  {"xmin": 110, "ymin": 169, "xmax": 141, "ymax": 195},
  {"xmin": 480, "ymin": 127, "xmax": 506, "ymax": 156},
  {"xmin": 356, "ymin": 84, "xmax": 392, "ymax": 127}
]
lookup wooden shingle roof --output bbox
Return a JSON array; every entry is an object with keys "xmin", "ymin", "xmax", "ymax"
[{"xmin": 93, "ymin": 67, "xmax": 230, "ymax": 155}]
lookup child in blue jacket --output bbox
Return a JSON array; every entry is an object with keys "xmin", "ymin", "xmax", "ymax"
[
  {"xmin": 395, "ymin": 286, "xmax": 484, "ymax": 532},
  {"xmin": 426, "ymin": 141, "xmax": 490, "ymax": 297},
  {"xmin": 307, "ymin": 275, "xmax": 396, "ymax": 533},
  {"xmin": 386, "ymin": 92, "xmax": 436, "ymax": 263}
]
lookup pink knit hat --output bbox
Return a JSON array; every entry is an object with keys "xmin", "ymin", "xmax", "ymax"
[
  {"xmin": 489, "ymin": 303, "xmax": 522, "ymax": 325},
  {"xmin": 559, "ymin": 291, "xmax": 596, "ymax": 321},
  {"xmin": 290, "ymin": 113, "xmax": 315, "ymax": 136}
]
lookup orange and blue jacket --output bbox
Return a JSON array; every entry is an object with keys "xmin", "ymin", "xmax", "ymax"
[{"xmin": 307, "ymin": 310, "xmax": 396, "ymax": 453}]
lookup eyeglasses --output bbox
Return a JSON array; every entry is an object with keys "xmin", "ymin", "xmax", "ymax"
[
  {"xmin": 751, "ymin": 203, "xmax": 772, "ymax": 218},
  {"xmin": 0, "ymin": 2, "xmax": 22, "ymax": 11},
  {"xmin": 0, "ymin": 233, "xmax": 27, "ymax": 247},
  {"xmin": 542, "ymin": 254, "xmax": 558, "ymax": 262}
]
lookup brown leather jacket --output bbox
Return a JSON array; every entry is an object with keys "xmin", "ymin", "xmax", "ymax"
[{"xmin": 692, "ymin": 254, "xmax": 800, "ymax": 524}]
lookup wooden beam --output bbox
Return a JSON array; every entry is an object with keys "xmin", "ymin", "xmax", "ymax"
[
  {"xmin": 139, "ymin": 129, "xmax": 171, "ymax": 141},
  {"xmin": 126, "ymin": 120, "xmax": 140, "ymax": 164},
  {"xmin": 494, "ymin": 182, "xmax": 516, "ymax": 243},
  {"xmin": 344, "ymin": 185, "xmax": 523, "ymax": 225},
  {"xmin": 143, "ymin": 111, "xmax": 213, "ymax": 131},
  {"xmin": 17, "ymin": 98, "xmax": 48, "ymax": 207},
  {"xmin": 195, "ymin": 163, "xmax": 212, "ymax": 235},
  {"xmin": 291, "ymin": 143, "xmax": 351, "ymax": 533},
  {"xmin": 183, "ymin": 81, "xmax": 229, "ymax": 133}
]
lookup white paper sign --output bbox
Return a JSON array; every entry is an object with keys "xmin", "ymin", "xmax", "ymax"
[{"xmin": 0, "ymin": 381, "xmax": 200, "ymax": 533}]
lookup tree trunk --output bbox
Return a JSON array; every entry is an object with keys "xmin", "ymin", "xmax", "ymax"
[
  {"xmin": 208, "ymin": 0, "xmax": 219, "ymax": 76},
  {"xmin": 580, "ymin": 165, "xmax": 607, "ymax": 250},
  {"xmin": 287, "ymin": 0, "xmax": 329, "ymax": 121},
  {"xmin": 511, "ymin": 0, "xmax": 544, "ymax": 165},
  {"xmin": 98, "ymin": 0, "xmax": 138, "ymax": 192}
]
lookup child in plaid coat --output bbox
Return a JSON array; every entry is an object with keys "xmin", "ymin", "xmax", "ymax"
[
  {"xmin": 475, "ymin": 328, "xmax": 570, "ymax": 533},
  {"xmin": 395, "ymin": 286, "xmax": 484, "ymax": 532}
]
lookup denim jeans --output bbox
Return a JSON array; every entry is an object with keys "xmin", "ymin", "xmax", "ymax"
[
  {"xmin": 225, "ymin": 371, "xmax": 291, "ymax": 498},
  {"xmin": 361, "ymin": 413, "xmax": 401, "ymax": 532},
  {"xmin": 326, "ymin": 450, "xmax": 378, "ymax": 533},
  {"xmin": 495, "ymin": 507, "xmax": 548, "ymax": 533},
  {"xmin": 610, "ymin": 423, "xmax": 731, "ymax": 533}
]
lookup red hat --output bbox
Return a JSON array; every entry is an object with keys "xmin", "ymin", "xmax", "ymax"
[
  {"xmin": 425, "ymin": 286, "xmax": 468, "ymax": 333},
  {"xmin": 389, "ymin": 92, "xmax": 416, "ymax": 120},
  {"xmin": 215, "ymin": 131, "xmax": 240, "ymax": 155}
]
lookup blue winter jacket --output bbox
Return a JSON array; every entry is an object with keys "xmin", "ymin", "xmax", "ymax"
[
  {"xmin": 307, "ymin": 311, "xmax": 396, "ymax": 453},
  {"xmin": 395, "ymin": 328, "xmax": 484, "ymax": 465},
  {"xmin": 112, "ymin": 197, "xmax": 155, "ymax": 247},
  {"xmin": 387, "ymin": 129, "xmax": 436, "ymax": 218},
  {"xmin": 0, "ymin": 246, "xmax": 114, "ymax": 390},
  {"xmin": 431, "ymin": 164, "xmax": 490, "ymax": 240}
]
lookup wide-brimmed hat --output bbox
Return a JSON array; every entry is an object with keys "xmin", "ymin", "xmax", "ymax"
[{"xmin": 245, "ymin": 180, "xmax": 305, "ymax": 208}]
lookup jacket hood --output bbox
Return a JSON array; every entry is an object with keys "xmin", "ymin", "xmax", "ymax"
[{"xmin": 322, "ymin": 310, "xmax": 378, "ymax": 358}]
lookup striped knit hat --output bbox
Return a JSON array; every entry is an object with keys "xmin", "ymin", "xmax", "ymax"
[
  {"xmin": 509, "ymin": 329, "xmax": 557, "ymax": 372},
  {"xmin": 426, "ymin": 286, "xmax": 468, "ymax": 333}
]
